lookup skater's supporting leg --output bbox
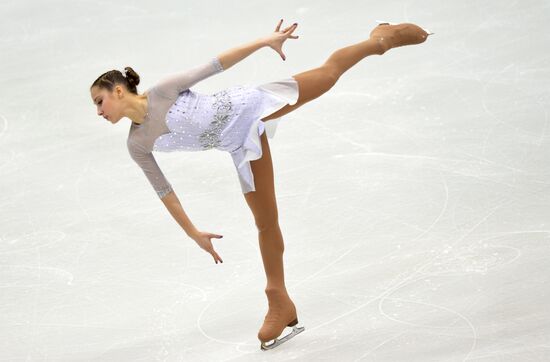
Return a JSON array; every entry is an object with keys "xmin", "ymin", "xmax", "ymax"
[
  {"xmin": 243, "ymin": 132, "xmax": 287, "ymax": 293},
  {"xmin": 243, "ymin": 132, "xmax": 301, "ymax": 345}
]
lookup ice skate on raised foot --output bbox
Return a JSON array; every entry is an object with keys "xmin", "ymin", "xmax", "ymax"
[
  {"xmin": 370, "ymin": 20, "xmax": 434, "ymax": 54},
  {"xmin": 258, "ymin": 288, "xmax": 305, "ymax": 350}
]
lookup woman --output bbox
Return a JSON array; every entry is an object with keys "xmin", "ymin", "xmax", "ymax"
[{"xmin": 90, "ymin": 19, "xmax": 432, "ymax": 350}]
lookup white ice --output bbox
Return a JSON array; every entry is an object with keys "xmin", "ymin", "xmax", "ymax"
[{"xmin": 1, "ymin": 0, "xmax": 550, "ymax": 361}]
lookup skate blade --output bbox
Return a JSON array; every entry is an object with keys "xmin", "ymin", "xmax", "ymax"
[{"xmin": 260, "ymin": 324, "xmax": 305, "ymax": 351}]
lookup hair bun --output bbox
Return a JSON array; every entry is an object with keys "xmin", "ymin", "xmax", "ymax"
[
  {"xmin": 124, "ymin": 66, "xmax": 140, "ymax": 87},
  {"xmin": 91, "ymin": 67, "xmax": 141, "ymax": 95}
]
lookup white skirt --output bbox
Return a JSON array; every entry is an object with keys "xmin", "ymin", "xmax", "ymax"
[{"xmin": 226, "ymin": 77, "xmax": 299, "ymax": 193}]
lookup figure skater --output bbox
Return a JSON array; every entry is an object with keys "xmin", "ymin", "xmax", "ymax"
[{"xmin": 89, "ymin": 19, "xmax": 433, "ymax": 350}]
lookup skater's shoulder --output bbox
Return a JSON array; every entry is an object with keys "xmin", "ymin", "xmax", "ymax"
[{"xmin": 126, "ymin": 129, "xmax": 150, "ymax": 157}]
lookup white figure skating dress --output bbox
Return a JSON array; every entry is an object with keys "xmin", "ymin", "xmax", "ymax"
[{"xmin": 127, "ymin": 57, "xmax": 299, "ymax": 198}]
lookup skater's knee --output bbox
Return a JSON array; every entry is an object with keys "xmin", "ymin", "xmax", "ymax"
[
  {"xmin": 321, "ymin": 64, "xmax": 341, "ymax": 86},
  {"xmin": 255, "ymin": 216, "xmax": 280, "ymax": 233}
]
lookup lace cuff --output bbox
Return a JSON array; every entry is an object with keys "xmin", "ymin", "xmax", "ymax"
[
  {"xmin": 212, "ymin": 57, "xmax": 224, "ymax": 72},
  {"xmin": 157, "ymin": 184, "xmax": 174, "ymax": 199}
]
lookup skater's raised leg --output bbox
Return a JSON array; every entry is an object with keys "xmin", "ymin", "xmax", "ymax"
[{"xmin": 262, "ymin": 22, "xmax": 430, "ymax": 122}]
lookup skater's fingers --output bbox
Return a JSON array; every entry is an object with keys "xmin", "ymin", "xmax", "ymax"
[
  {"xmin": 274, "ymin": 46, "xmax": 286, "ymax": 61},
  {"xmin": 212, "ymin": 251, "xmax": 223, "ymax": 264},
  {"xmin": 285, "ymin": 23, "xmax": 298, "ymax": 34},
  {"xmin": 275, "ymin": 19, "xmax": 283, "ymax": 32},
  {"xmin": 289, "ymin": 35, "xmax": 299, "ymax": 39},
  {"xmin": 281, "ymin": 24, "xmax": 293, "ymax": 33}
]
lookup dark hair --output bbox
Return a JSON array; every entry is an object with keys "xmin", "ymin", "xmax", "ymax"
[{"xmin": 90, "ymin": 67, "xmax": 140, "ymax": 94}]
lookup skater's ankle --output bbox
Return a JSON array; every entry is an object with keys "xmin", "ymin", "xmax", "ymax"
[
  {"xmin": 265, "ymin": 286, "xmax": 288, "ymax": 295},
  {"xmin": 372, "ymin": 36, "xmax": 393, "ymax": 55}
]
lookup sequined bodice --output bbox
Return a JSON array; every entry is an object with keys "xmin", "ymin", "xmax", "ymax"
[{"xmin": 153, "ymin": 86, "xmax": 246, "ymax": 153}]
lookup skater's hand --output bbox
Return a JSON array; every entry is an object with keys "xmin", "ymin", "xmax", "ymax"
[
  {"xmin": 191, "ymin": 231, "xmax": 224, "ymax": 264},
  {"xmin": 264, "ymin": 19, "xmax": 299, "ymax": 61}
]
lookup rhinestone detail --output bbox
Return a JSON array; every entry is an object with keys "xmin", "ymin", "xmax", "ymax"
[{"xmin": 198, "ymin": 90, "xmax": 232, "ymax": 150}]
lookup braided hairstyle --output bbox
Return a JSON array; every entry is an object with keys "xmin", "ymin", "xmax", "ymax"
[{"xmin": 90, "ymin": 67, "xmax": 140, "ymax": 94}]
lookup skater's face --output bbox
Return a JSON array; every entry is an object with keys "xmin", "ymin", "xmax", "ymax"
[{"xmin": 90, "ymin": 85, "xmax": 124, "ymax": 124}]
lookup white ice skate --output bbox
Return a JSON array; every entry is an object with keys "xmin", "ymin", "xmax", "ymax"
[
  {"xmin": 260, "ymin": 323, "xmax": 306, "ymax": 351},
  {"xmin": 375, "ymin": 20, "xmax": 434, "ymax": 36}
]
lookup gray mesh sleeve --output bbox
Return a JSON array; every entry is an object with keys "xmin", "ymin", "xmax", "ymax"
[
  {"xmin": 127, "ymin": 140, "xmax": 174, "ymax": 199},
  {"xmin": 152, "ymin": 57, "xmax": 224, "ymax": 99}
]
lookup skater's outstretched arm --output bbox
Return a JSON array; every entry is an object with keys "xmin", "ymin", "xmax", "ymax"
[
  {"xmin": 127, "ymin": 140, "xmax": 224, "ymax": 264},
  {"xmin": 217, "ymin": 19, "xmax": 299, "ymax": 69},
  {"xmin": 151, "ymin": 57, "xmax": 225, "ymax": 99},
  {"xmin": 151, "ymin": 19, "xmax": 298, "ymax": 99}
]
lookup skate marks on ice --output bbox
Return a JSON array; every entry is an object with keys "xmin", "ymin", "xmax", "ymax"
[
  {"xmin": 0, "ymin": 112, "xmax": 7, "ymax": 140},
  {"xmin": 353, "ymin": 232, "xmax": 541, "ymax": 361},
  {"xmin": 288, "ymin": 173, "xmax": 450, "ymax": 287},
  {"xmin": 419, "ymin": 234, "xmax": 522, "ymax": 277},
  {"xmin": 299, "ymin": 192, "xmax": 537, "ymax": 361},
  {"xmin": 1, "ymin": 231, "xmax": 75, "ymax": 287},
  {"xmin": 0, "ymin": 230, "xmax": 67, "ymax": 255},
  {"xmin": 0, "ymin": 112, "xmax": 15, "ymax": 172},
  {"xmin": 196, "ymin": 285, "xmax": 268, "ymax": 355}
]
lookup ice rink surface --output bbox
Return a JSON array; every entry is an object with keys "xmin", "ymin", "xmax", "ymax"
[{"xmin": 1, "ymin": 0, "xmax": 550, "ymax": 361}]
